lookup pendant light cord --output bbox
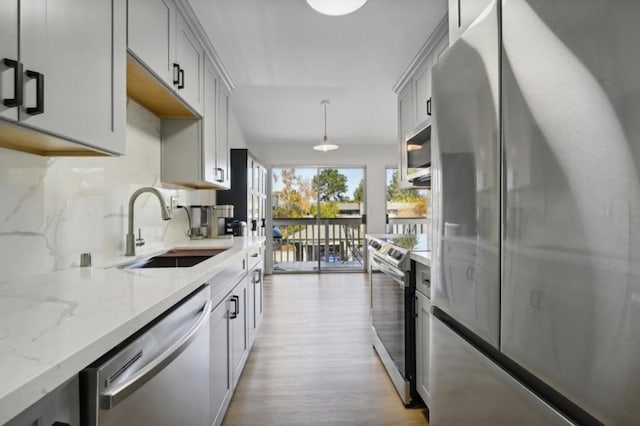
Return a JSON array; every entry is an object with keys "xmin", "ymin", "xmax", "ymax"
[{"xmin": 324, "ymin": 102, "xmax": 328, "ymax": 140}]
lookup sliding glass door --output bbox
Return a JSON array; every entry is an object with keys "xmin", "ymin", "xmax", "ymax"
[{"xmin": 272, "ymin": 167, "xmax": 366, "ymax": 273}]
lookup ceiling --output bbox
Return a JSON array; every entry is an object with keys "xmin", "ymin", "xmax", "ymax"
[{"xmin": 187, "ymin": 0, "xmax": 448, "ymax": 147}]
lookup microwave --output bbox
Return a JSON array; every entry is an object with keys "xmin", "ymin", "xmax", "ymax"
[{"xmin": 405, "ymin": 124, "xmax": 431, "ymax": 185}]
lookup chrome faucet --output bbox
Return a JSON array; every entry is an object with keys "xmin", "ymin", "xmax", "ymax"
[{"xmin": 126, "ymin": 187, "xmax": 172, "ymax": 256}]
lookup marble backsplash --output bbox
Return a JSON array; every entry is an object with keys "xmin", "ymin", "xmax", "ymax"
[{"xmin": 0, "ymin": 100, "xmax": 212, "ymax": 281}]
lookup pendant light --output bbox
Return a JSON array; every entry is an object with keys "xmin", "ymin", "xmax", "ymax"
[
  {"xmin": 306, "ymin": 0, "xmax": 368, "ymax": 16},
  {"xmin": 313, "ymin": 100, "xmax": 339, "ymax": 152}
]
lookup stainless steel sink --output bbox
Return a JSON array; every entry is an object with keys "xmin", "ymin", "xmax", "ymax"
[{"xmin": 121, "ymin": 248, "xmax": 227, "ymax": 269}]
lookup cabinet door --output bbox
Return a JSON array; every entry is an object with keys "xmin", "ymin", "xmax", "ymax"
[
  {"xmin": 210, "ymin": 297, "xmax": 232, "ymax": 426},
  {"xmin": 20, "ymin": 0, "xmax": 126, "ymax": 154},
  {"xmin": 175, "ymin": 10, "xmax": 203, "ymax": 114},
  {"xmin": 230, "ymin": 278, "xmax": 248, "ymax": 388},
  {"xmin": 0, "ymin": 0, "xmax": 18, "ymax": 122},
  {"xmin": 414, "ymin": 55, "xmax": 434, "ymax": 128},
  {"xmin": 128, "ymin": 0, "xmax": 176, "ymax": 86},
  {"xmin": 246, "ymin": 271, "xmax": 256, "ymax": 344},
  {"xmin": 254, "ymin": 267, "xmax": 264, "ymax": 327},
  {"xmin": 398, "ymin": 83, "xmax": 413, "ymax": 184},
  {"xmin": 202, "ymin": 55, "xmax": 218, "ymax": 184},
  {"xmin": 216, "ymin": 82, "xmax": 230, "ymax": 188},
  {"xmin": 416, "ymin": 290, "xmax": 431, "ymax": 406}
]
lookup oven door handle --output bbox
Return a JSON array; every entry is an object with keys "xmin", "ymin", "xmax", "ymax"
[{"xmin": 371, "ymin": 257, "xmax": 406, "ymax": 286}]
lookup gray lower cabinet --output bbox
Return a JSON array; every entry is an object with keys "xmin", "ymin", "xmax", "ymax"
[
  {"xmin": 5, "ymin": 376, "xmax": 79, "ymax": 426},
  {"xmin": 416, "ymin": 289, "xmax": 431, "ymax": 407},
  {"xmin": 210, "ymin": 295, "xmax": 233, "ymax": 426},
  {"xmin": 230, "ymin": 278, "xmax": 248, "ymax": 389},
  {"xmin": 247, "ymin": 266, "xmax": 264, "ymax": 346}
]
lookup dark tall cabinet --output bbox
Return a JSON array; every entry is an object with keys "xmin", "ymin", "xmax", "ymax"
[{"xmin": 217, "ymin": 149, "xmax": 267, "ymax": 237}]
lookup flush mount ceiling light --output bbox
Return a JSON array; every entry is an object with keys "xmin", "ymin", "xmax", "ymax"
[
  {"xmin": 313, "ymin": 100, "xmax": 339, "ymax": 152},
  {"xmin": 306, "ymin": 0, "xmax": 368, "ymax": 16}
]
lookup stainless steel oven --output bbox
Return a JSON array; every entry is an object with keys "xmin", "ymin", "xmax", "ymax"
[
  {"xmin": 367, "ymin": 233, "xmax": 428, "ymax": 406},
  {"xmin": 370, "ymin": 255, "xmax": 414, "ymax": 406}
]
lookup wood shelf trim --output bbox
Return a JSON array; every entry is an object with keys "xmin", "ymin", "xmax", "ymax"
[{"xmin": 126, "ymin": 55, "xmax": 198, "ymax": 119}]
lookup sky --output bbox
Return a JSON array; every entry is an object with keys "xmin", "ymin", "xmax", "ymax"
[{"xmin": 272, "ymin": 167, "xmax": 367, "ymax": 199}]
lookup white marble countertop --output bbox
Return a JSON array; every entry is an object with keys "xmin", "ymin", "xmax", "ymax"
[
  {"xmin": 0, "ymin": 236, "xmax": 265, "ymax": 424},
  {"xmin": 410, "ymin": 251, "xmax": 431, "ymax": 267}
]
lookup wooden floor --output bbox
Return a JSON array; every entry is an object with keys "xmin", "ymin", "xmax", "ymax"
[{"xmin": 222, "ymin": 273, "xmax": 428, "ymax": 426}]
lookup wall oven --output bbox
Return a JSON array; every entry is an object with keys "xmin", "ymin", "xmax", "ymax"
[{"xmin": 367, "ymin": 234, "xmax": 429, "ymax": 406}]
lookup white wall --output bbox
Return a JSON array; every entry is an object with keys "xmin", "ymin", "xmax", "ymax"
[
  {"xmin": 0, "ymin": 101, "xmax": 202, "ymax": 281},
  {"xmin": 229, "ymin": 110, "xmax": 248, "ymax": 149}
]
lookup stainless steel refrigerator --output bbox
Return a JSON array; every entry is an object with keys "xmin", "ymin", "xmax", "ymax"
[{"xmin": 430, "ymin": 1, "xmax": 640, "ymax": 424}]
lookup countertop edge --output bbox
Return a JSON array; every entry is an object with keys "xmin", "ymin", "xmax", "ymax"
[{"xmin": 410, "ymin": 251, "xmax": 431, "ymax": 267}]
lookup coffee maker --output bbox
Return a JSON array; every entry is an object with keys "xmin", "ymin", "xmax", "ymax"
[
  {"xmin": 186, "ymin": 204, "xmax": 234, "ymax": 239},
  {"xmin": 187, "ymin": 205, "xmax": 213, "ymax": 239},
  {"xmin": 209, "ymin": 205, "xmax": 234, "ymax": 239}
]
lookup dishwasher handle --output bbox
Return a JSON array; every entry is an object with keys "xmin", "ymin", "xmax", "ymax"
[{"xmin": 99, "ymin": 299, "xmax": 212, "ymax": 409}]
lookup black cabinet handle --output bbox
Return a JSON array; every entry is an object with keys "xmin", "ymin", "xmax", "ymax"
[
  {"xmin": 178, "ymin": 68, "xmax": 185, "ymax": 89},
  {"xmin": 427, "ymin": 98, "xmax": 432, "ymax": 116},
  {"xmin": 25, "ymin": 70, "xmax": 44, "ymax": 115},
  {"xmin": 261, "ymin": 218, "xmax": 266, "ymax": 228},
  {"xmin": 2, "ymin": 58, "xmax": 23, "ymax": 107},
  {"xmin": 229, "ymin": 296, "xmax": 238, "ymax": 319},
  {"xmin": 173, "ymin": 63, "xmax": 180, "ymax": 85},
  {"xmin": 215, "ymin": 167, "xmax": 224, "ymax": 182},
  {"xmin": 251, "ymin": 219, "xmax": 257, "ymax": 231},
  {"xmin": 233, "ymin": 295, "xmax": 240, "ymax": 315}
]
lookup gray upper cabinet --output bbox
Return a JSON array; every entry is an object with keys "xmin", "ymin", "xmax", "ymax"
[
  {"xmin": 161, "ymin": 53, "xmax": 230, "ymax": 189},
  {"xmin": 202, "ymin": 55, "xmax": 218, "ymax": 185},
  {"xmin": 398, "ymin": 83, "xmax": 413, "ymax": 185},
  {"xmin": 0, "ymin": 0, "xmax": 126, "ymax": 156},
  {"xmin": 216, "ymin": 82, "xmax": 230, "ymax": 188},
  {"xmin": 175, "ymin": 10, "xmax": 204, "ymax": 114},
  {"xmin": 0, "ymin": 0, "xmax": 18, "ymax": 122},
  {"xmin": 128, "ymin": 0, "xmax": 203, "ymax": 115},
  {"xmin": 413, "ymin": 55, "xmax": 433, "ymax": 129},
  {"xmin": 128, "ymin": 0, "xmax": 176, "ymax": 87},
  {"xmin": 394, "ymin": 16, "xmax": 448, "ymax": 187}
]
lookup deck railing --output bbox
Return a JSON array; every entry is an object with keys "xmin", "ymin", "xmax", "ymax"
[
  {"xmin": 387, "ymin": 218, "xmax": 430, "ymax": 235},
  {"xmin": 272, "ymin": 218, "xmax": 365, "ymax": 271}
]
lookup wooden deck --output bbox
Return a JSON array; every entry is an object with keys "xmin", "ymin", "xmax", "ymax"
[{"xmin": 222, "ymin": 273, "xmax": 428, "ymax": 426}]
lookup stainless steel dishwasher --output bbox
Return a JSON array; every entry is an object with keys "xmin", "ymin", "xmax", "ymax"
[{"xmin": 80, "ymin": 285, "xmax": 211, "ymax": 426}]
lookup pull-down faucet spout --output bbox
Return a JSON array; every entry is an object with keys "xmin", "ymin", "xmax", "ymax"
[{"xmin": 126, "ymin": 187, "xmax": 172, "ymax": 256}]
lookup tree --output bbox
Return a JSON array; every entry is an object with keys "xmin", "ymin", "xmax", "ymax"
[
  {"xmin": 310, "ymin": 201, "xmax": 340, "ymax": 218},
  {"xmin": 353, "ymin": 179, "xmax": 364, "ymax": 202},
  {"xmin": 272, "ymin": 168, "xmax": 314, "ymax": 218},
  {"xmin": 386, "ymin": 169, "xmax": 422, "ymax": 202},
  {"xmin": 312, "ymin": 169, "xmax": 348, "ymax": 201}
]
